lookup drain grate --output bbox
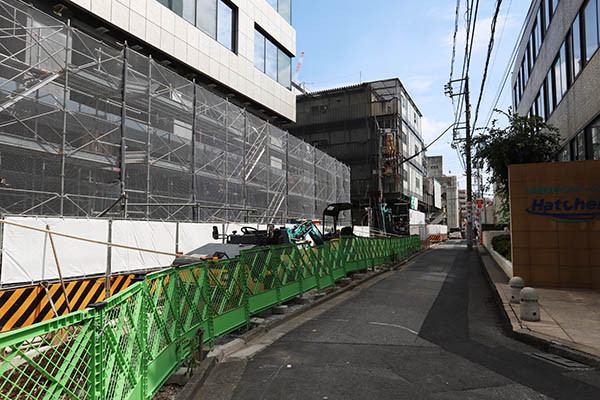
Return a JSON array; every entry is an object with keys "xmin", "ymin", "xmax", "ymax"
[{"xmin": 528, "ymin": 353, "xmax": 592, "ymax": 370}]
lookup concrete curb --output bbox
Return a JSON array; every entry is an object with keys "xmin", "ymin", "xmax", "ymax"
[
  {"xmin": 174, "ymin": 356, "xmax": 216, "ymax": 400},
  {"xmin": 477, "ymin": 246, "xmax": 600, "ymax": 369}
]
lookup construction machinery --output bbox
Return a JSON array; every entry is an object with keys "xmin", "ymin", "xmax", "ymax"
[{"xmin": 173, "ymin": 203, "xmax": 353, "ymax": 264}]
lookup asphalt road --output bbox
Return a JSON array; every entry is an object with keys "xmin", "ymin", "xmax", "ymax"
[{"xmin": 228, "ymin": 241, "xmax": 600, "ymax": 399}]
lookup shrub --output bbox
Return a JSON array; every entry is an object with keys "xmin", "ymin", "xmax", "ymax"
[{"xmin": 492, "ymin": 234, "xmax": 511, "ymax": 261}]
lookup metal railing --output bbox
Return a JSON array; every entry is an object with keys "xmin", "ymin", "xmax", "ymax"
[{"xmin": 0, "ymin": 235, "xmax": 420, "ymax": 400}]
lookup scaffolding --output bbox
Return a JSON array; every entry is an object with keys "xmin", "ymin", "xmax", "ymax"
[{"xmin": 0, "ymin": 0, "xmax": 350, "ymax": 223}]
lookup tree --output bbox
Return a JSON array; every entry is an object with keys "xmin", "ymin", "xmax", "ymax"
[{"xmin": 472, "ymin": 109, "xmax": 561, "ymax": 223}]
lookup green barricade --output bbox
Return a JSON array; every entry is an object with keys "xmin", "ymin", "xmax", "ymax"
[{"xmin": 0, "ymin": 235, "xmax": 423, "ymax": 399}]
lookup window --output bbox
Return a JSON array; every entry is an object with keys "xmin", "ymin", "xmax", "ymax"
[
  {"xmin": 592, "ymin": 123, "xmax": 600, "ymax": 159},
  {"xmin": 193, "ymin": 0, "xmax": 237, "ymax": 52},
  {"xmin": 547, "ymin": 70, "xmax": 555, "ymax": 114},
  {"xmin": 277, "ymin": 48, "xmax": 291, "ymax": 88},
  {"xmin": 254, "ymin": 30, "xmax": 265, "ymax": 70},
  {"xmin": 217, "ymin": 1, "xmax": 234, "ymax": 50},
  {"xmin": 583, "ymin": 0, "xmax": 599, "ymax": 63},
  {"xmin": 559, "ymin": 41, "xmax": 568, "ymax": 96},
  {"xmin": 540, "ymin": 81, "xmax": 546, "ymax": 120},
  {"xmin": 559, "ymin": 146, "xmax": 570, "ymax": 162},
  {"xmin": 254, "ymin": 27, "xmax": 291, "ymax": 89},
  {"xmin": 265, "ymin": 0, "xmax": 292, "ymax": 24},
  {"xmin": 572, "ymin": 15, "xmax": 583, "ymax": 79},
  {"xmin": 572, "ymin": 131, "xmax": 586, "ymax": 160},
  {"xmin": 535, "ymin": 18, "xmax": 542, "ymax": 58},
  {"xmin": 544, "ymin": 0, "xmax": 551, "ymax": 33}
]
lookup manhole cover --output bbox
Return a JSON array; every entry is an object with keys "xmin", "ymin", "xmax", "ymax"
[{"xmin": 528, "ymin": 353, "xmax": 591, "ymax": 370}]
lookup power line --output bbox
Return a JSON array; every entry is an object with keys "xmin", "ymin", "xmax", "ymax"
[
  {"xmin": 449, "ymin": 0, "xmax": 462, "ymax": 82},
  {"xmin": 472, "ymin": 0, "xmax": 503, "ymax": 133},
  {"xmin": 483, "ymin": 0, "xmax": 528, "ymax": 129},
  {"xmin": 401, "ymin": 123, "xmax": 456, "ymax": 166}
]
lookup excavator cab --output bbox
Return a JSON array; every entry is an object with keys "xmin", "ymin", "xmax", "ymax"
[{"xmin": 322, "ymin": 202, "xmax": 353, "ymax": 240}]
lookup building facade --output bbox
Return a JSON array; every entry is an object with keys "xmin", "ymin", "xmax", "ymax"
[
  {"xmin": 58, "ymin": 0, "xmax": 297, "ymax": 122},
  {"xmin": 0, "ymin": 0, "xmax": 350, "ymax": 222},
  {"xmin": 287, "ymin": 79, "xmax": 426, "ymax": 228},
  {"xmin": 513, "ymin": 0, "xmax": 600, "ymax": 161},
  {"xmin": 437, "ymin": 176, "xmax": 459, "ymax": 229}
]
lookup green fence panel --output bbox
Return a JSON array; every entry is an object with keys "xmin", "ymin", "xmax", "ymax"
[{"xmin": 0, "ymin": 234, "xmax": 425, "ymax": 400}]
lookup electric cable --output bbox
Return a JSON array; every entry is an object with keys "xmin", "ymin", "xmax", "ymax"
[{"xmin": 473, "ymin": 0, "xmax": 503, "ymax": 133}]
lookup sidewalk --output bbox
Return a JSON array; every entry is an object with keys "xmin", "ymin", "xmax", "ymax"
[{"xmin": 479, "ymin": 246, "xmax": 600, "ymax": 365}]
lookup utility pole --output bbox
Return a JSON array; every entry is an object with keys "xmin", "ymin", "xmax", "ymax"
[
  {"xmin": 445, "ymin": 76, "xmax": 474, "ymax": 250},
  {"xmin": 465, "ymin": 77, "xmax": 473, "ymax": 251}
]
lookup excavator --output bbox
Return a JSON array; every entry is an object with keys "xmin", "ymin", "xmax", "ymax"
[{"xmin": 172, "ymin": 202, "xmax": 353, "ymax": 265}]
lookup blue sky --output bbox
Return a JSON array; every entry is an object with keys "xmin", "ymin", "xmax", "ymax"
[{"xmin": 292, "ymin": 0, "xmax": 531, "ymax": 190}]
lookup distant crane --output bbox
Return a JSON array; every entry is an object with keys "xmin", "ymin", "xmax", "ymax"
[{"xmin": 293, "ymin": 51, "xmax": 305, "ymax": 83}]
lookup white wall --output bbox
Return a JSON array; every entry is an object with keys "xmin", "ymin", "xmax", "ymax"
[{"xmin": 66, "ymin": 0, "xmax": 297, "ymax": 121}]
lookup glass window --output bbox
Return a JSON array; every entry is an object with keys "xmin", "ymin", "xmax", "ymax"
[
  {"xmin": 559, "ymin": 146, "xmax": 570, "ymax": 162},
  {"xmin": 584, "ymin": 0, "xmax": 599, "ymax": 63},
  {"xmin": 513, "ymin": 84, "xmax": 518, "ymax": 108},
  {"xmin": 572, "ymin": 15, "xmax": 583, "ymax": 79},
  {"xmin": 217, "ymin": 0, "xmax": 234, "ymax": 51},
  {"xmin": 547, "ymin": 70, "xmax": 555, "ymax": 114},
  {"xmin": 266, "ymin": 0, "xmax": 277, "ymax": 9},
  {"xmin": 277, "ymin": 48, "xmax": 291, "ymax": 88},
  {"xmin": 538, "ymin": 6, "xmax": 545, "ymax": 39},
  {"xmin": 531, "ymin": 31, "xmax": 537, "ymax": 62},
  {"xmin": 559, "ymin": 41, "xmax": 568, "ymax": 95},
  {"xmin": 182, "ymin": 0, "xmax": 196, "ymax": 24},
  {"xmin": 573, "ymin": 131, "xmax": 586, "ymax": 160},
  {"xmin": 254, "ymin": 30, "xmax": 265, "ymax": 71},
  {"xmin": 197, "ymin": 0, "xmax": 217, "ymax": 38},
  {"xmin": 592, "ymin": 124, "xmax": 600, "ymax": 159},
  {"xmin": 540, "ymin": 80, "xmax": 546, "ymax": 120},
  {"xmin": 265, "ymin": 39, "xmax": 278, "ymax": 80},
  {"xmin": 535, "ymin": 19, "xmax": 542, "ymax": 55},
  {"xmin": 522, "ymin": 58, "xmax": 528, "ymax": 88},
  {"xmin": 279, "ymin": 0, "xmax": 292, "ymax": 24},
  {"xmin": 544, "ymin": 0, "xmax": 551, "ymax": 32},
  {"xmin": 534, "ymin": 93, "xmax": 540, "ymax": 117}
]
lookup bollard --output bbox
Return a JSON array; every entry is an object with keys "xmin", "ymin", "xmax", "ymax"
[
  {"xmin": 520, "ymin": 287, "xmax": 540, "ymax": 322},
  {"xmin": 508, "ymin": 276, "xmax": 525, "ymax": 304}
]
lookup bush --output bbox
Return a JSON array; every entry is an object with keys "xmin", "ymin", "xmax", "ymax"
[{"xmin": 491, "ymin": 234, "xmax": 511, "ymax": 261}]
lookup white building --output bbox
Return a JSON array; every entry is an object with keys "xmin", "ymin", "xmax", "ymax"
[{"xmin": 64, "ymin": 0, "xmax": 296, "ymax": 121}]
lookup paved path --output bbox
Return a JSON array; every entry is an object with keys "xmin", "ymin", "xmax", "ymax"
[{"xmin": 224, "ymin": 242, "xmax": 600, "ymax": 399}]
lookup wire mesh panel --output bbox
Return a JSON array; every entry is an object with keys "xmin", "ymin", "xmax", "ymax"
[
  {"xmin": 244, "ymin": 113, "xmax": 269, "ymax": 222},
  {"xmin": 0, "ymin": 310, "xmax": 93, "ymax": 400},
  {"xmin": 0, "ymin": 0, "xmax": 350, "ymax": 223},
  {"xmin": 194, "ymin": 87, "xmax": 228, "ymax": 221},
  {"xmin": 63, "ymin": 31, "xmax": 122, "ymax": 216}
]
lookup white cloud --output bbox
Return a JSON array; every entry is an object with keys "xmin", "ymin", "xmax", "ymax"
[{"xmin": 421, "ymin": 116, "xmax": 452, "ymax": 142}]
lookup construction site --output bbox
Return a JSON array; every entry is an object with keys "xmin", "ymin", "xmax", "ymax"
[
  {"xmin": 0, "ymin": 1, "xmax": 444, "ymax": 399},
  {"xmin": 287, "ymin": 79, "xmax": 442, "ymax": 234}
]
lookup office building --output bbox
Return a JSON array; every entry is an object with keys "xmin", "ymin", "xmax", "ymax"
[{"xmin": 513, "ymin": 0, "xmax": 600, "ymax": 161}]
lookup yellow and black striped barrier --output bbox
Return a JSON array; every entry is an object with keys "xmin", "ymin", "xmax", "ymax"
[{"xmin": 0, "ymin": 274, "xmax": 134, "ymax": 333}]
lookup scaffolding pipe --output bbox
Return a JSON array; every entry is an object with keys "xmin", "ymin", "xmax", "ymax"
[
  {"xmin": 59, "ymin": 22, "xmax": 71, "ymax": 216},
  {"xmin": 191, "ymin": 80, "xmax": 198, "ymax": 221},
  {"xmin": 120, "ymin": 43, "xmax": 129, "ymax": 218}
]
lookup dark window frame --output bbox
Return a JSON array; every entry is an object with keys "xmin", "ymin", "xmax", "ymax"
[{"xmin": 254, "ymin": 25, "xmax": 293, "ymax": 90}]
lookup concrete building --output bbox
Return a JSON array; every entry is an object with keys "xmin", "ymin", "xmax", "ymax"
[
  {"xmin": 513, "ymin": 0, "xmax": 600, "ymax": 160},
  {"xmin": 437, "ymin": 176, "xmax": 459, "ymax": 229},
  {"xmin": 426, "ymin": 155, "xmax": 443, "ymax": 178},
  {"xmin": 0, "ymin": 0, "xmax": 351, "ymax": 222},
  {"xmin": 286, "ymin": 79, "xmax": 426, "ymax": 229}
]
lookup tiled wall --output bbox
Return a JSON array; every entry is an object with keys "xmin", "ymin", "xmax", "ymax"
[
  {"xmin": 67, "ymin": 0, "xmax": 297, "ymax": 121},
  {"xmin": 509, "ymin": 161, "xmax": 600, "ymax": 288}
]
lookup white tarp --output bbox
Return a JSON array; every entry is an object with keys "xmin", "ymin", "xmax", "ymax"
[
  {"xmin": 434, "ymin": 179, "xmax": 442, "ymax": 209},
  {"xmin": 409, "ymin": 209, "xmax": 426, "ymax": 225},
  {"xmin": 1, "ymin": 217, "xmax": 109, "ymax": 285},
  {"xmin": 354, "ymin": 226, "xmax": 370, "ymax": 237},
  {"xmin": 111, "ymin": 221, "xmax": 176, "ymax": 273},
  {"xmin": 178, "ymin": 223, "xmax": 220, "ymax": 253}
]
